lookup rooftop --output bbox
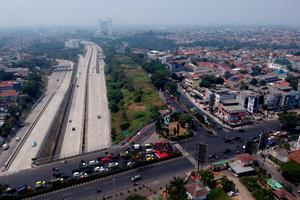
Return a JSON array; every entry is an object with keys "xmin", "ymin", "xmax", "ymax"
[
  {"xmin": 288, "ymin": 149, "xmax": 300, "ymax": 164},
  {"xmin": 0, "ymin": 90, "xmax": 17, "ymax": 97},
  {"xmin": 228, "ymin": 160, "xmax": 255, "ymax": 174}
]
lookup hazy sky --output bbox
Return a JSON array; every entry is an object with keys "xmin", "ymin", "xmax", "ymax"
[{"xmin": 0, "ymin": 0, "xmax": 300, "ymax": 27}]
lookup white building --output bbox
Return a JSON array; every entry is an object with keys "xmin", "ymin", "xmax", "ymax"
[{"xmin": 97, "ymin": 18, "xmax": 112, "ymax": 35}]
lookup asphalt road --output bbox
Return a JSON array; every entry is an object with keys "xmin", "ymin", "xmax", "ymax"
[
  {"xmin": 164, "ymin": 90, "xmax": 280, "ymax": 162},
  {"xmin": 30, "ymin": 157, "xmax": 194, "ymax": 200}
]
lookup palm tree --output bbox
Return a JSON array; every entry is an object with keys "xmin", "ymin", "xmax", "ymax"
[{"xmin": 166, "ymin": 177, "xmax": 187, "ymax": 200}]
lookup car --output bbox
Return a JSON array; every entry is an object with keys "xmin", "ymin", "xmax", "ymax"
[
  {"xmin": 233, "ymin": 136, "xmax": 241, "ymax": 141},
  {"xmin": 131, "ymin": 175, "xmax": 142, "ymax": 182},
  {"xmin": 80, "ymin": 173, "xmax": 88, "ymax": 178},
  {"xmin": 73, "ymin": 172, "xmax": 81, "ymax": 179},
  {"xmin": 94, "ymin": 166, "xmax": 107, "ymax": 173},
  {"xmin": 16, "ymin": 137, "xmax": 21, "ymax": 142},
  {"xmin": 79, "ymin": 162, "xmax": 88, "ymax": 169},
  {"xmin": 127, "ymin": 161, "xmax": 134, "ymax": 167},
  {"xmin": 5, "ymin": 187, "xmax": 16, "ymax": 194},
  {"xmin": 223, "ymin": 149, "xmax": 231, "ymax": 154},
  {"xmin": 108, "ymin": 162, "xmax": 119, "ymax": 168},
  {"xmin": 35, "ymin": 181, "xmax": 46, "ymax": 189},
  {"xmin": 215, "ymin": 154, "xmax": 220, "ymax": 159},
  {"xmin": 97, "ymin": 115, "xmax": 101, "ymax": 119},
  {"xmin": 208, "ymin": 154, "xmax": 216, "ymax": 158},
  {"xmin": 32, "ymin": 141, "xmax": 37, "ymax": 147},
  {"xmin": 89, "ymin": 160, "xmax": 98, "ymax": 166},
  {"xmin": 49, "ymin": 178, "xmax": 64, "ymax": 185},
  {"xmin": 72, "ymin": 127, "xmax": 76, "ymax": 131},
  {"xmin": 2, "ymin": 143, "xmax": 9, "ymax": 150},
  {"xmin": 16, "ymin": 185, "xmax": 29, "ymax": 194}
]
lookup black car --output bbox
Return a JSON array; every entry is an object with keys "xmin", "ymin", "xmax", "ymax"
[{"xmin": 223, "ymin": 149, "xmax": 231, "ymax": 154}]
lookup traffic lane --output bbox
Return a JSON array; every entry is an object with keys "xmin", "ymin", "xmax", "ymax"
[
  {"xmin": 179, "ymin": 121, "xmax": 279, "ymax": 162},
  {"xmin": 0, "ymin": 146, "xmax": 127, "ymax": 187},
  {"xmin": 32, "ymin": 157, "xmax": 194, "ymax": 200}
]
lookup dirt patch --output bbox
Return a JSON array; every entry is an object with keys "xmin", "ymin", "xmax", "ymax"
[
  {"xmin": 129, "ymin": 103, "xmax": 146, "ymax": 111},
  {"xmin": 169, "ymin": 121, "xmax": 187, "ymax": 136}
]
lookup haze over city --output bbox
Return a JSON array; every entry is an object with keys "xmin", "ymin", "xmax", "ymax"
[
  {"xmin": 1, "ymin": 0, "xmax": 300, "ymax": 27},
  {"xmin": 0, "ymin": 1, "xmax": 300, "ymax": 200}
]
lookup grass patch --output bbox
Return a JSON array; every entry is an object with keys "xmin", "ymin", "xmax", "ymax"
[{"xmin": 107, "ymin": 55, "xmax": 165, "ymax": 143}]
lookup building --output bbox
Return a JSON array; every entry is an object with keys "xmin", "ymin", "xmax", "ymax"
[
  {"xmin": 268, "ymin": 148, "xmax": 290, "ymax": 165},
  {"xmin": 228, "ymin": 153, "xmax": 255, "ymax": 176},
  {"xmin": 273, "ymin": 188, "xmax": 297, "ymax": 200},
  {"xmin": 97, "ymin": 18, "xmax": 112, "ymax": 35},
  {"xmin": 236, "ymin": 153, "xmax": 254, "ymax": 166},
  {"xmin": 0, "ymin": 90, "xmax": 18, "ymax": 104},
  {"xmin": 267, "ymin": 178, "xmax": 283, "ymax": 190},
  {"xmin": 288, "ymin": 149, "xmax": 300, "ymax": 165},
  {"xmin": 3, "ymin": 67, "xmax": 29, "ymax": 78},
  {"xmin": 0, "ymin": 81, "xmax": 22, "ymax": 92},
  {"xmin": 218, "ymin": 100, "xmax": 249, "ymax": 124},
  {"xmin": 185, "ymin": 175, "xmax": 210, "ymax": 200},
  {"xmin": 65, "ymin": 39, "xmax": 80, "ymax": 49},
  {"xmin": 237, "ymin": 90, "xmax": 263, "ymax": 113}
]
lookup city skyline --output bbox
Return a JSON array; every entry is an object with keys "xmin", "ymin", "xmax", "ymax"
[{"xmin": 0, "ymin": 0, "xmax": 300, "ymax": 27}]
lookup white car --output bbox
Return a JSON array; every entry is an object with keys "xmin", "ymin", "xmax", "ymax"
[
  {"xmin": 108, "ymin": 162, "xmax": 119, "ymax": 168},
  {"xmin": 73, "ymin": 172, "xmax": 81, "ymax": 178},
  {"xmin": 80, "ymin": 173, "xmax": 88, "ymax": 178},
  {"xmin": 89, "ymin": 160, "xmax": 98, "ymax": 166},
  {"xmin": 16, "ymin": 137, "xmax": 21, "ymax": 142},
  {"xmin": 94, "ymin": 166, "xmax": 107, "ymax": 173}
]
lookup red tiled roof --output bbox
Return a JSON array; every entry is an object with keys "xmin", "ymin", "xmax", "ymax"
[
  {"xmin": 277, "ymin": 81, "xmax": 290, "ymax": 87},
  {"xmin": 0, "ymin": 81, "xmax": 14, "ymax": 88},
  {"xmin": 0, "ymin": 90, "xmax": 17, "ymax": 97},
  {"xmin": 185, "ymin": 181, "xmax": 208, "ymax": 198},
  {"xmin": 273, "ymin": 188, "xmax": 297, "ymax": 200},
  {"xmin": 236, "ymin": 153, "xmax": 254, "ymax": 163},
  {"xmin": 288, "ymin": 150, "xmax": 300, "ymax": 164}
]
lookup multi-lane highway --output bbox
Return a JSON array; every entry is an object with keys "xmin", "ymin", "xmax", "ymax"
[
  {"xmin": 85, "ymin": 45, "xmax": 111, "ymax": 152},
  {"xmin": 60, "ymin": 48, "xmax": 92, "ymax": 158},
  {"xmin": 6, "ymin": 70, "xmax": 72, "ymax": 172},
  {"xmin": 59, "ymin": 43, "xmax": 111, "ymax": 158}
]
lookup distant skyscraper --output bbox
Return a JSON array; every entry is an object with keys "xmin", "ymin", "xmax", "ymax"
[{"xmin": 97, "ymin": 18, "xmax": 112, "ymax": 35}]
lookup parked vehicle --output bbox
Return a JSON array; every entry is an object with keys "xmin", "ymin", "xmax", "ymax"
[
  {"xmin": 35, "ymin": 181, "xmax": 46, "ymax": 189},
  {"xmin": 2, "ymin": 143, "xmax": 9, "ymax": 150}
]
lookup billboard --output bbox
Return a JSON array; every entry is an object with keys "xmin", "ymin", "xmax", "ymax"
[{"xmin": 247, "ymin": 96, "xmax": 256, "ymax": 113}]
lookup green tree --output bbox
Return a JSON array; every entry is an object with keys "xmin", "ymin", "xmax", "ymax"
[
  {"xmin": 278, "ymin": 112, "xmax": 300, "ymax": 133},
  {"xmin": 125, "ymin": 194, "xmax": 147, "ymax": 200},
  {"xmin": 207, "ymin": 188, "xmax": 230, "ymax": 200},
  {"xmin": 285, "ymin": 75, "xmax": 298, "ymax": 90},
  {"xmin": 166, "ymin": 81, "xmax": 178, "ymax": 94},
  {"xmin": 200, "ymin": 170, "xmax": 215, "ymax": 188},
  {"xmin": 166, "ymin": 177, "xmax": 188, "ymax": 200},
  {"xmin": 281, "ymin": 161, "xmax": 300, "ymax": 184},
  {"xmin": 200, "ymin": 75, "xmax": 224, "ymax": 88},
  {"xmin": 221, "ymin": 178, "xmax": 235, "ymax": 192},
  {"xmin": 178, "ymin": 114, "xmax": 193, "ymax": 127},
  {"xmin": 250, "ymin": 78, "xmax": 258, "ymax": 85},
  {"xmin": 259, "ymin": 80, "xmax": 267, "ymax": 86}
]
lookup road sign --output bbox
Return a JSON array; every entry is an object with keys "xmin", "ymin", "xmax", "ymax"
[{"xmin": 196, "ymin": 143, "xmax": 208, "ymax": 168}]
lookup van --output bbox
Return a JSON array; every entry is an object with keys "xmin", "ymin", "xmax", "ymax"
[{"xmin": 2, "ymin": 143, "xmax": 9, "ymax": 150}]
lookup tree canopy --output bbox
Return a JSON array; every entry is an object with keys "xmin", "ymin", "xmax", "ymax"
[{"xmin": 200, "ymin": 75, "xmax": 224, "ymax": 88}]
